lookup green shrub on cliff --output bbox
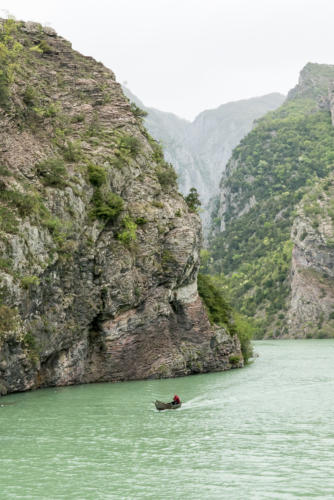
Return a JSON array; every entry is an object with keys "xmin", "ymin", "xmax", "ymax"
[
  {"xmin": 21, "ymin": 275, "xmax": 40, "ymax": 289},
  {"xmin": 0, "ymin": 304, "xmax": 19, "ymax": 338},
  {"xmin": 0, "ymin": 19, "xmax": 23, "ymax": 107},
  {"xmin": 197, "ymin": 273, "xmax": 253, "ymax": 362},
  {"xmin": 197, "ymin": 273, "xmax": 233, "ymax": 327},
  {"xmin": 36, "ymin": 39, "xmax": 53, "ymax": 54},
  {"xmin": 36, "ymin": 157, "xmax": 67, "ymax": 187},
  {"xmin": 63, "ymin": 141, "xmax": 82, "ymax": 162},
  {"xmin": 117, "ymin": 215, "xmax": 137, "ymax": 245},
  {"xmin": 0, "ymin": 189, "xmax": 41, "ymax": 217},
  {"xmin": 23, "ymin": 85, "xmax": 38, "ymax": 107},
  {"xmin": 91, "ymin": 188, "xmax": 124, "ymax": 221},
  {"xmin": 185, "ymin": 187, "xmax": 201, "ymax": 212},
  {"xmin": 118, "ymin": 134, "xmax": 141, "ymax": 158},
  {"xmin": 146, "ymin": 137, "xmax": 178, "ymax": 190},
  {"xmin": 88, "ymin": 164, "xmax": 107, "ymax": 187},
  {"xmin": 157, "ymin": 163, "xmax": 178, "ymax": 189},
  {"xmin": 130, "ymin": 102, "xmax": 147, "ymax": 119}
]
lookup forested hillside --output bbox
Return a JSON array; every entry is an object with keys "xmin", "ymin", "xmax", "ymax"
[{"xmin": 207, "ymin": 63, "xmax": 334, "ymax": 338}]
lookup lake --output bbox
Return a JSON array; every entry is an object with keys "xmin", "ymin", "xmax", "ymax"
[{"xmin": 1, "ymin": 340, "xmax": 334, "ymax": 499}]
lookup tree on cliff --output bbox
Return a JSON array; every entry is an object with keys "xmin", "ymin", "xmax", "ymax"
[{"xmin": 185, "ymin": 187, "xmax": 201, "ymax": 212}]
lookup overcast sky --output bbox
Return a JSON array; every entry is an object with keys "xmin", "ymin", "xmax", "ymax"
[{"xmin": 3, "ymin": 0, "xmax": 334, "ymax": 120}]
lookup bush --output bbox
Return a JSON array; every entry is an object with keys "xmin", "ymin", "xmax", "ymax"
[
  {"xmin": 0, "ymin": 190, "xmax": 40, "ymax": 216},
  {"xmin": 37, "ymin": 40, "xmax": 53, "ymax": 54},
  {"xmin": 185, "ymin": 187, "xmax": 201, "ymax": 212},
  {"xmin": 0, "ymin": 165, "xmax": 10, "ymax": 176},
  {"xmin": 197, "ymin": 273, "xmax": 233, "ymax": 328},
  {"xmin": 157, "ymin": 163, "xmax": 177, "ymax": 189},
  {"xmin": 63, "ymin": 141, "xmax": 82, "ymax": 162},
  {"xmin": 21, "ymin": 275, "xmax": 40, "ymax": 289},
  {"xmin": 135, "ymin": 217, "xmax": 148, "ymax": 225},
  {"xmin": 130, "ymin": 102, "xmax": 147, "ymax": 118},
  {"xmin": 0, "ymin": 205, "xmax": 18, "ymax": 233},
  {"xmin": 88, "ymin": 164, "xmax": 107, "ymax": 187},
  {"xmin": 233, "ymin": 312, "xmax": 255, "ymax": 363},
  {"xmin": 229, "ymin": 355, "xmax": 241, "ymax": 365},
  {"xmin": 91, "ymin": 189, "xmax": 124, "ymax": 221},
  {"xmin": 0, "ymin": 19, "xmax": 23, "ymax": 108},
  {"xmin": 111, "ymin": 156, "xmax": 127, "ymax": 170},
  {"xmin": 0, "ymin": 257, "xmax": 13, "ymax": 272},
  {"xmin": 23, "ymin": 86, "xmax": 37, "ymax": 107},
  {"xmin": 71, "ymin": 113, "xmax": 85, "ymax": 123},
  {"xmin": 119, "ymin": 135, "xmax": 141, "ymax": 157},
  {"xmin": 197, "ymin": 273, "xmax": 254, "ymax": 363},
  {"xmin": 117, "ymin": 215, "xmax": 137, "ymax": 245},
  {"xmin": 36, "ymin": 157, "xmax": 67, "ymax": 187},
  {"xmin": 0, "ymin": 305, "xmax": 18, "ymax": 337}
]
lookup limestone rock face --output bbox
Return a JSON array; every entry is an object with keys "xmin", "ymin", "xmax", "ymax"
[
  {"xmin": 0, "ymin": 20, "xmax": 242, "ymax": 395},
  {"xmin": 287, "ymin": 178, "xmax": 334, "ymax": 337}
]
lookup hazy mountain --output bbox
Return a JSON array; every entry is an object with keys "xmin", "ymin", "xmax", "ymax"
[{"xmin": 123, "ymin": 87, "xmax": 284, "ymax": 216}]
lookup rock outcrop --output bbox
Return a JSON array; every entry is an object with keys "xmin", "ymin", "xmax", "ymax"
[
  {"xmin": 287, "ymin": 177, "xmax": 334, "ymax": 337},
  {"xmin": 0, "ymin": 19, "xmax": 242, "ymax": 396}
]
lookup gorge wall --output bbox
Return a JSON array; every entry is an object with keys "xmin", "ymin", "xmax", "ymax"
[
  {"xmin": 0, "ymin": 19, "xmax": 243, "ymax": 396},
  {"xmin": 288, "ymin": 177, "xmax": 334, "ymax": 337},
  {"xmin": 208, "ymin": 63, "xmax": 334, "ymax": 338}
]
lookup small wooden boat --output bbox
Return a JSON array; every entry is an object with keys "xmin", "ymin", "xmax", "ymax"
[{"xmin": 155, "ymin": 400, "xmax": 182, "ymax": 411}]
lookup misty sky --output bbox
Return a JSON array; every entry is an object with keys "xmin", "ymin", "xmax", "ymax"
[{"xmin": 2, "ymin": 0, "xmax": 334, "ymax": 120}]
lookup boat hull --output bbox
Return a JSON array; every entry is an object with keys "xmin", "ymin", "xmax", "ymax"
[{"xmin": 155, "ymin": 400, "xmax": 182, "ymax": 411}]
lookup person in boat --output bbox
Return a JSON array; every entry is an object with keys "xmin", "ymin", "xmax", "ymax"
[{"xmin": 171, "ymin": 394, "xmax": 181, "ymax": 405}]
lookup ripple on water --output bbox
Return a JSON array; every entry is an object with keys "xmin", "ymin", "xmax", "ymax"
[{"xmin": 1, "ymin": 340, "xmax": 334, "ymax": 499}]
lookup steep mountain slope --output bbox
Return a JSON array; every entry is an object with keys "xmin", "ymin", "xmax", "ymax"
[
  {"xmin": 0, "ymin": 19, "xmax": 243, "ymax": 396},
  {"xmin": 288, "ymin": 176, "xmax": 334, "ymax": 337},
  {"xmin": 123, "ymin": 88, "xmax": 284, "ymax": 210},
  {"xmin": 208, "ymin": 63, "xmax": 334, "ymax": 338}
]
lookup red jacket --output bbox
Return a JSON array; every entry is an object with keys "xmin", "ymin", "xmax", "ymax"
[{"xmin": 173, "ymin": 395, "xmax": 181, "ymax": 404}]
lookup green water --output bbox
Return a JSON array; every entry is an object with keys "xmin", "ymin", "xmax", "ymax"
[{"xmin": 1, "ymin": 340, "xmax": 334, "ymax": 499}]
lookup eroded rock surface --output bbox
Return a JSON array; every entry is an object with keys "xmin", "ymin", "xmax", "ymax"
[
  {"xmin": 287, "ymin": 178, "xmax": 334, "ymax": 337},
  {"xmin": 0, "ymin": 20, "xmax": 242, "ymax": 395}
]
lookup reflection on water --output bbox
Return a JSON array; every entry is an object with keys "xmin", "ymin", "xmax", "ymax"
[{"xmin": 1, "ymin": 340, "xmax": 334, "ymax": 499}]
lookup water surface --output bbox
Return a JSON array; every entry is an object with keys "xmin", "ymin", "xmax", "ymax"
[{"xmin": 1, "ymin": 340, "xmax": 334, "ymax": 499}]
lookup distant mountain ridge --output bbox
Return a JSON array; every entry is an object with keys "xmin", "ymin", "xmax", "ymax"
[{"xmin": 123, "ymin": 87, "xmax": 285, "ymax": 215}]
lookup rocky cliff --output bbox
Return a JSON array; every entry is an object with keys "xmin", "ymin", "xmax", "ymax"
[
  {"xmin": 208, "ymin": 63, "xmax": 334, "ymax": 338},
  {"xmin": 287, "ymin": 176, "xmax": 334, "ymax": 337},
  {"xmin": 0, "ymin": 19, "xmax": 242, "ymax": 396},
  {"xmin": 123, "ymin": 87, "xmax": 284, "ymax": 226}
]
